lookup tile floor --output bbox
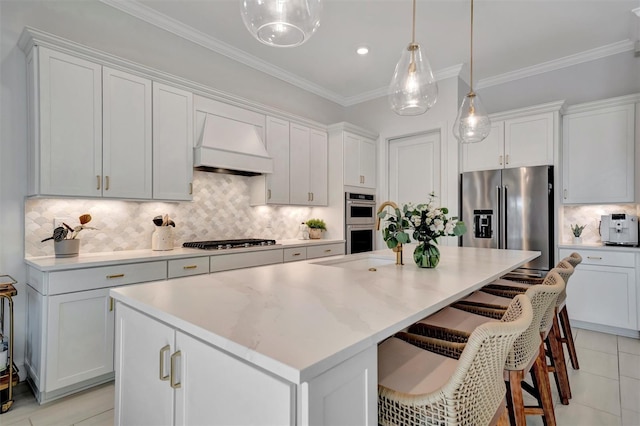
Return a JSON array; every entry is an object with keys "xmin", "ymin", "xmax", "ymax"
[{"xmin": 1, "ymin": 328, "xmax": 639, "ymax": 425}]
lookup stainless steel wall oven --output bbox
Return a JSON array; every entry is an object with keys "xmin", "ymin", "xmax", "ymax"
[{"xmin": 345, "ymin": 193, "xmax": 375, "ymax": 254}]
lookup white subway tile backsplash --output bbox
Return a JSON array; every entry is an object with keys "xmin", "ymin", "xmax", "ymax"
[{"xmin": 26, "ymin": 171, "xmax": 314, "ymax": 257}]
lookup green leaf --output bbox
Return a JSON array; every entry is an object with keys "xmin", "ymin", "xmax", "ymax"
[
  {"xmin": 386, "ymin": 237, "xmax": 398, "ymax": 249},
  {"xmin": 396, "ymin": 232, "xmax": 411, "ymax": 244},
  {"xmin": 377, "ymin": 211, "xmax": 387, "ymax": 219}
]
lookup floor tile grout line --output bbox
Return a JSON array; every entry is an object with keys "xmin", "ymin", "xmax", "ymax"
[{"xmin": 553, "ymin": 400, "xmax": 624, "ymax": 420}]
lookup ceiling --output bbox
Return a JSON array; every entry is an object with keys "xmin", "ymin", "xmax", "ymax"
[{"xmin": 102, "ymin": 0, "xmax": 640, "ymax": 106}]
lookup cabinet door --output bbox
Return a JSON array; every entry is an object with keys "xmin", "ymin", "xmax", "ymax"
[
  {"xmin": 153, "ymin": 83, "xmax": 194, "ymax": 201},
  {"xmin": 359, "ymin": 137, "xmax": 376, "ymax": 189},
  {"xmin": 343, "ymin": 133, "xmax": 362, "ymax": 187},
  {"xmin": 566, "ymin": 265, "xmax": 637, "ymax": 330},
  {"xmin": 562, "ymin": 104, "xmax": 635, "ymax": 203},
  {"xmin": 37, "ymin": 47, "xmax": 102, "ymax": 196},
  {"xmin": 174, "ymin": 331, "xmax": 294, "ymax": 426},
  {"xmin": 290, "ymin": 124, "xmax": 311, "ymax": 205},
  {"xmin": 504, "ymin": 112, "xmax": 553, "ymax": 168},
  {"xmin": 460, "ymin": 121, "xmax": 504, "ymax": 172},
  {"xmin": 103, "ymin": 67, "xmax": 152, "ymax": 199},
  {"xmin": 115, "ymin": 303, "xmax": 175, "ymax": 426},
  {"xmin": 265, "ymin": 116, "xmax": 290, "ymax": 204},
  {"xmin": 309, "ymin": 129, "xmax": 328, "ymax": 205},
  {"xmin": 45, "ymin": 288, "xmax": 114, "ymax": 392}
]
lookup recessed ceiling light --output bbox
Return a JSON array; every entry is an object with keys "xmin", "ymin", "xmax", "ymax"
[{"xmin": 356, "ymin": 46, "xmax": 369, "ymax": 55}]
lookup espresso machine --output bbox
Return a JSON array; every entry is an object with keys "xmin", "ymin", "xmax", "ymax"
[{"xmin": 600, "ymin": 214, "xmax": 639, "ymax": 246}]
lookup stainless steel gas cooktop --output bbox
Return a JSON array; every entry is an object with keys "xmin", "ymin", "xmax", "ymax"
[{"xmin": 183, "ymin": 238, "xmax": 277, "ymax": 250}]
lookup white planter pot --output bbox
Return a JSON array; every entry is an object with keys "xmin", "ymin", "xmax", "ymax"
[
  {"xmin": 54, "ymin": 239, "xmax": 80, "ymax": 258},
  {"xmin": 572, "ymin": 236, "xmax": 582, "ymax": 244}
]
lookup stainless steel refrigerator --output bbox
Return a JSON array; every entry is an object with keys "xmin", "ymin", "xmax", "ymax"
[{"xmin": 459, "ymin": 165, "xmax": 554, "ymax": 275}]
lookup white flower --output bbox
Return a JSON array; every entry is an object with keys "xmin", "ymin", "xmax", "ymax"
[
  {"xmin": 445, "ymin": 222, "xmax": 455, "ymax": 234},
  {"xmin": 412, "ymin": 216, "xmax": 421, "ymax": 226},
  {"xmin": 433, "ymin": 219, "xmax": 444, "ymax": 232}
]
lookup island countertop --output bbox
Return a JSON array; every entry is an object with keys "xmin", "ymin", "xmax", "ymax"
[{"xmin": 110, "ymin": 245, "xmax": 539, "ymax": 384}]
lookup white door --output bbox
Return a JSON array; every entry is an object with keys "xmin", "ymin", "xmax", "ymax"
[
  {"xmin": 389, "ymin": 131, "xmax": 441, "ymax": 207},
  {"xmin": 153, "ymin": 83, "xmax": 194, "ymax": 201},
  {"xmin": 114, "ymin": 303, "xmax": 175, "ymax": 426},
  {"xmin": 38, "ymin": 47, "xmax": 102, "ymax": 197},
  {"xmin": 103, "ymin": 67, "xmax": 152, "ymax": 199},
  {"xmin": 45, "ymin": 288, "xmax": 114, "ymax": 392},
  {"xmin": 174, "ymin": 331, "xmax": 294, "ymax": 426},
  {"xmin": 265, "ymin": 116, "xmax": 290, "ymax": 204},
  {"xmin": 289, "ymin": 123, "xmax": 311, "ymax": 205}
]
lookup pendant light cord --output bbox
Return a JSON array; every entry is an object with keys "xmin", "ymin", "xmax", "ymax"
[
  {"xmin": 469, "ymin": 0, "xmax": 474, "ymax": 92},
  {"xmin": 412, "ymin": 0, "xmax": 416, "ymax": 44}
]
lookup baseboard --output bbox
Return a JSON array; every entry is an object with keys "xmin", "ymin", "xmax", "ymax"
[
  {"xmin": 572, "ymin": 320, "xmax": 640, "ymax": 339},
  {"xmin": 27, "ymin": 373, "xmax": 115, "ymax": 404}
]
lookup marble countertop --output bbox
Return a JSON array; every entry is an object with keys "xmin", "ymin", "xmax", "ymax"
[
  {"xmin": 25, "ymin": 239, "xmax": 345, "ymax": 271},
  {"xmin": 110, "ymin": 245, "xmax": 539, "ymax": 384}
]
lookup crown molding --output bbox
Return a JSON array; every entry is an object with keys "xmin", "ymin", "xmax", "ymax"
[
  {"xmin": 477, "ymin": 40, "xmax": 635, "ymax": 90},
  {"xmin": 564, "ymin": 92, "xmax": 640, "ymax": 114},
  {"xmin": 327, "ymin": 122, "xmax": 379, "ymax": 139},
  {"xmin": 98, "ymin": 0, "xmax": 346, "ymax": 105},
  {"xmin": 489, "ymin": 100, "xmax": 567, "ymax": 121}
]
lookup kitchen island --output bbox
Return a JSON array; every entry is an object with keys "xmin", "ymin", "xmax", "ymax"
[{"xmin": 110, "ymin": 245, "xmax": 539, "ymax": 425}]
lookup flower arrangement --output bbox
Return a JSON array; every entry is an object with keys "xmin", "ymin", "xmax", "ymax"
[
  {"xmin": 570, "ymin": 224, "xmax": 586, "ymax": 237},
  {"xmin": 41, "ymin": 214, "xmax": 96, "ymax": 242},
  {"xmin": 378, "ymin": 194, "xmax": 466, "ymax": 268}
]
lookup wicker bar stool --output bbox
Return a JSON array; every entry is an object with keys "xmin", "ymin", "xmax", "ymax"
[
  {"xmin": 402, "ymin": 272, "xmax": 564, "ymax": 426},
  {"xmin": 455, "ymin": 264, "xmax": 574, "ymax": 405},
  {"xmin": 378, "ymin": 294, "xmax": 533, "ymax": 426}
]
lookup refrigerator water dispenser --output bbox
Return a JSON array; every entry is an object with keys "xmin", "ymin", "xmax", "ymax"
[{"xmin": 473, "ymin": 210, "xmax": 493, "ymax": 238}]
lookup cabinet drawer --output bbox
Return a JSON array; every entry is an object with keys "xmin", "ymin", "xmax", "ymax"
[
  {"xmin": 168, "ymin": 257, "xmax": 209, "ymax": 278},
  {"xmin": 48, "ymin": 261, "xmax": 167, "ymax": 295},
  {"xmin": 306, "ymin": 243, "xmax": 345, "ymax": 259},
  {"xmin": 210, "ymin": 249, "xmax": 283, "ymax": 273},
  {"xmin": 284, "ymin": 247, "xmax": 307, "ymax": 262},
  {"xmin": 559, "ymin": 249, "xmax": 635, "ymax": 268}
]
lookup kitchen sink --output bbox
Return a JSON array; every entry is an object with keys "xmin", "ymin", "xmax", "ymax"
[{"xmin": 314, "ymin": 255, "xmax": 397, "ymax": 270}]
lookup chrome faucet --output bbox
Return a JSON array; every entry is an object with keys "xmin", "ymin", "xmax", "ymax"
[{"xmin": 376, "ymin": 201, "xmax": 404, "ymax": 265}]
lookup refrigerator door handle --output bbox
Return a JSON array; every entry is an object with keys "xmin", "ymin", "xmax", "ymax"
[
  {"xmin": 503, "ymin": 185, "xmax": 508, "ymax": 249},
  {"xmin": 496, "ymin": 185, "xmax": 502, "ymax": 249}
]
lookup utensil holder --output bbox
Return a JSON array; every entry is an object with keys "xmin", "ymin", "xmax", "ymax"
[
  {"xmin": 152, "ymin": 227, "xmax": 174, "ymax": 251},
  {"xmin": 54, "ymin": 239, "xmax": 80, "ymax": 258}
]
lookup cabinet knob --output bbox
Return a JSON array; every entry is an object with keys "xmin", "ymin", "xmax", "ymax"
[
  {"xmin": 106, "ymin": 273, "xmax": 125, "ymax": 279},
  {"xmin": 499, "ymin": 155, "xmax": 503, "ymax": 165},
  {"xmin": 292, "ymin": 252, "xmax": 301, "ymax": 256},
  {"xmin": 505, "ymin": 154, "xmax": 509, "ymax": 165},
  {"xmin": 96, "ymin": 175, "xmax": 101, "ymax": 190},
  {"xmin": 105, "ymin": 176, "xmax": 110, "ymax": 191},
  {"xmin": 587, "ymin": 256, "xmax": 603, "ymax": 260},
  {"xmin": 109, "ymin": 297, "xmax": 114, "ymax": 312},
  {"xmin": 563, "ymin": 189, "xmax": 567, "ymax": 199},
  {"xmin": 324, "ymin": 249, "xmax": 332, "ymax": 253},
  {"xmin": 189, "ymin": 182, "xmax": 193, "ymax": 195},
  {"xmin": 183, "ymin": 265, "xmax": 198, "ymax": 270}
]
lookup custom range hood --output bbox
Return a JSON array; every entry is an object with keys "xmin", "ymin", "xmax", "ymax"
[{"xmin": 194, "ymin": 97, "xmax": 273, "ymax": 176}]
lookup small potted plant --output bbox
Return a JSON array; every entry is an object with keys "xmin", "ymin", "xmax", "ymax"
[
  {"xmin": 41, "ymin": 213, "xmax": 96, "ymax": 257},
  {"xmin": 570, "ymin": 224, "xmax": 586, "ymax": 244},
  {"xmin": 305, "ymin": 218, "xmax": 326, "ymax": 239}
]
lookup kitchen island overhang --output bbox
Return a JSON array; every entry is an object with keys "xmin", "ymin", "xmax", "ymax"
[{"xmin": 110, "ymin": 246, "xmax": 539, "ymax": 425}]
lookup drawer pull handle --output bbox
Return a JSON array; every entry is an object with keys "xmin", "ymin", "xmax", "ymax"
[
  {"xmin": 97, "ymin": 175, "xmax": 101, "ymax": 190},
  {"xmin": 183, "ymin": 265, "xmax": 198, "ymax": 270},
  {"xmin": 587, "ymin": 256, "xmax": 603, "ymax": 260},
  {"xmin": 324, "ymin": 249, "xmax": 332, "ymax": 253},
  {"xmin": 170, "ymin": 350, "xmax": 182, "ymax": 389},
  {"xmin": 106, "ymin": 274, "xmax": 125, "ymax": 279},
  {"xmin": 105, "ymin": 175, "xmax": 110, "ymax": 191},
  {"xmin": 292, "ymin": 253, "xmax": 301, "ymax": 256},
  {"xmin": 189, "ymin": 182, "xmax": 193, "ymax": 195},
  {"xmin": 109, "ymin": 297, "xmax": 114, "ymax": 312},
  {"xmin": 159, "ymin": 345, "xmax": 170, "ymax": 381}
]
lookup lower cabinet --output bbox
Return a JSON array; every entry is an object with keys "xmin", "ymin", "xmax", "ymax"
[
  {"xmin": 560, "ymin": 248, "xmax": 638, "ymax": 332},
  {"xmin": 115, "ymin": 303, "xmax": 294, "ymax": 426}
]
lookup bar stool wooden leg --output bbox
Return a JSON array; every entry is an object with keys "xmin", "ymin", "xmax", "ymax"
[
  {"xmin": 531, "ymin": 344, "xmax": 557, "ymax": 426},
  {"xmin": 546, "ymin": 319, "xmax": 572, "ymax": 404},
  {"xmin": 507, "ymin": 370, "xmax": 527, "ymax": 426},
  {"xmin": 496, "ymin": 406, "xmax": 510, "ymax": 426},
  {"xmin": 559, "ymin": 306, "xmax": 580, "ymax": 369}
]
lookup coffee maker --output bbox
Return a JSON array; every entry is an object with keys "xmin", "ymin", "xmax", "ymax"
[{"xmin": 600, "ymin": 214, "xmax": 639, "ymax": 246}]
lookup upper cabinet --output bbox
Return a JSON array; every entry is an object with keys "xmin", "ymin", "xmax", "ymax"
[
  {"xmin": 152, "ymin": 83, "xmax": 193, "ymax": 201},
  {"xmin": 250, "ymin": 116, "xmax": 290, "ymax": 205},
  {"xmin": 289, "ymin": 124, "xmax": 328, "ymax": 206},
  {"xmin": 562, "ymin": 97, "xmax": 637, "ymax": 204},
  {"xmin": 25, "ymin": 44, "xmax": 192, "ymax": 201},
  {"xmin": 343, "ymin": 132, "xmax": 376, "ymax": 189},
  {"xmin": 461, "ymin": 102, "xmax": 563, "ymax": 173}
]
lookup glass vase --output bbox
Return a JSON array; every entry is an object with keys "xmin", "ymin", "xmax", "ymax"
[{"xmin": 413, "ymin": 242, "xmax": 440, "ymax": 268}]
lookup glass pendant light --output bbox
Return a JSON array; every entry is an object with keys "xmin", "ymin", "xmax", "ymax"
[
  {"xmin": 453, "ymin": 0, "xmax": 491, "ymax": 143},
  {"xmin": 241, "ymin": 0, "xmax": 323, "ymax": 48},
  {"xmin": 388, "ymin": 0, "xmax": 438, "ymax": 116}
]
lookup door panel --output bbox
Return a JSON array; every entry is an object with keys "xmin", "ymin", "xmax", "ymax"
[{"xmin": 389, "ymin": 132, "xmax": 440, "ymax": 206}]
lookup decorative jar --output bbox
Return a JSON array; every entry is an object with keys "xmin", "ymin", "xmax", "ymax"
[
  {"xmin": 413, "ymin": 243, "xmax": 440, "ymax": 268},
  {"xmin": 152, "ymin": 227, "xmax": 174, "ymax": 251}
]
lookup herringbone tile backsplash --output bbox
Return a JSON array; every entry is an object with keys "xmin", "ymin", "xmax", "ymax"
[
  {"xmin": 26, "ymin": 171, "xmax": 313, "ymax": 257},
  {"xmin": 562, "ymin": 204, "xmax": 639, "ymax": 243}
]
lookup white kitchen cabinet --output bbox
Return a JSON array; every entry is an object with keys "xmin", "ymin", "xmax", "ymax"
[
  {"xmin": 152, "ymin": 83, "xmax": 194, "ymax": 201},
  {"xmin": 290, "ymin": 124, "xmax": 328, "ymax": 206},
  {"xmin": 103, "ymin": 67, "xmax": 152, "ymax": 199},
  {"xmin": 461, "ymin": 111, "xmax": 555, "ymax": 172},
  {"xmin": 45, "ymin": 288, "xmax": 114, "ymax": 392},
  {"xmin": 250, "ymin": 116, "xmax": 290, "ymax": 205},
  {"xmin": 27, "ymin": 46, "xmax": 102, "ymax": 197},
  {"xmin": 284, "ymin": 247, "xmax": 307, "ymax": 262},
  {"xmin": 209, "ymin": 249, "xmax": 284, "ymax": 273},
  {"xmin": 168, "ymin": 257, "xmax": 209, "ymax": 279},
  {"xmin": 562, "ymin": 100, "xmax": 636, "ymax": 204},
  {"xmin": 560, "ymin": 248, "xmax": 638, "ymax": 332},
  {"xmin": 306, "ymin": 242, "xmax": 345, "ymax": 259},
  {"xmin": 27, "ymin": 46, "xmax": 155, "ymax": 199},
  {"xmin": 344, "ymin": 132, "xmax": 376, "ymax": 189},
  {"xmin": 115, "ymin": 303, "xmax": 294, "ymax": 426}
]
